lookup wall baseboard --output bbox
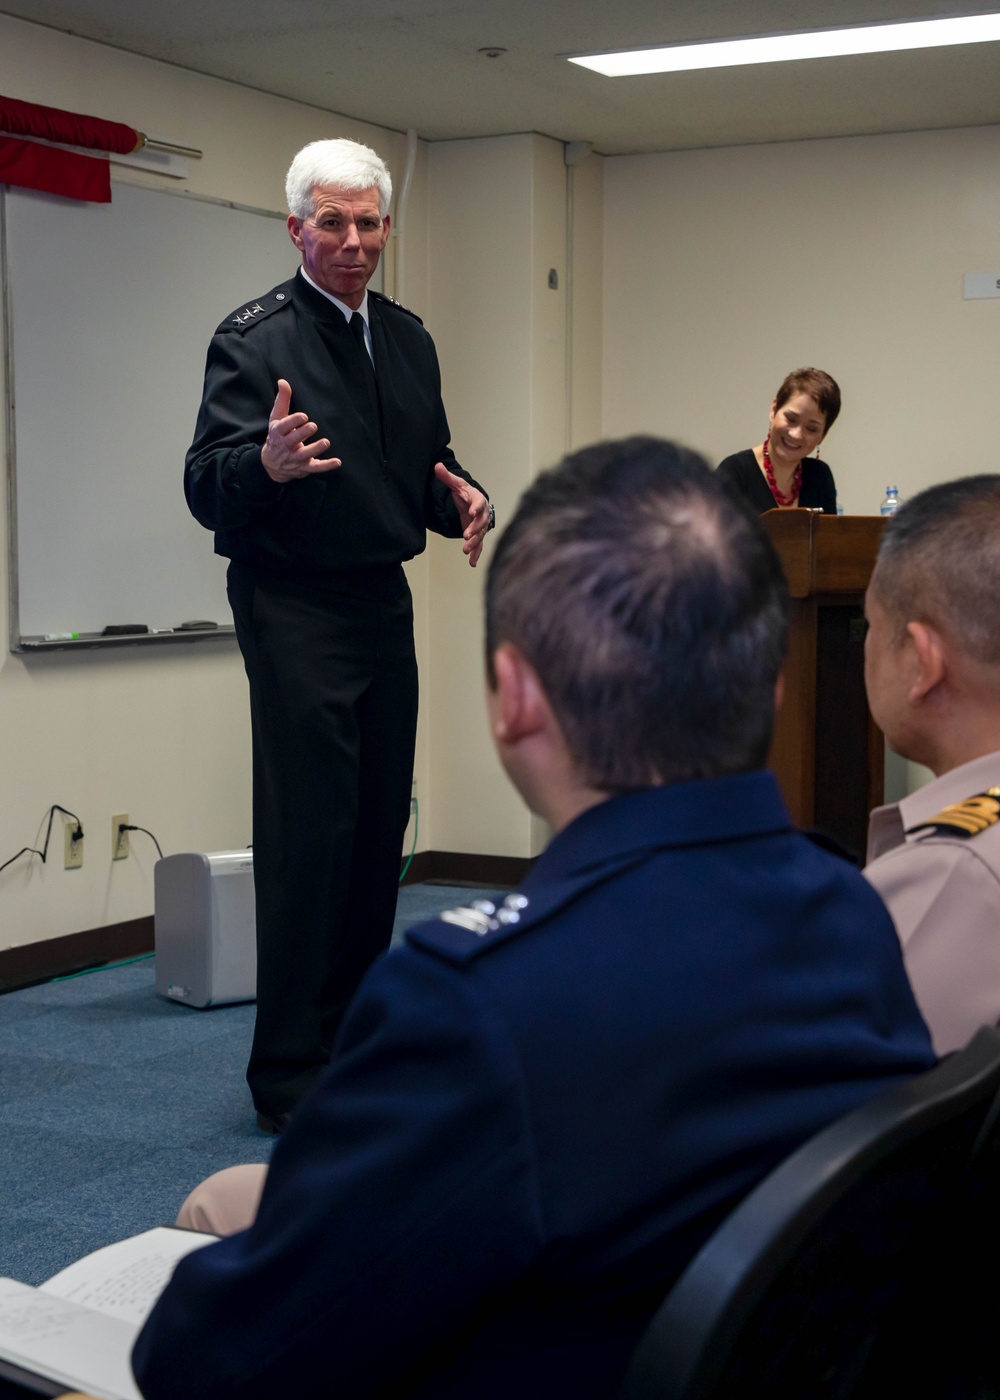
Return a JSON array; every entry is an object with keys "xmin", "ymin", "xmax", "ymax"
[
  {"xmin": 0, "ymin": 916, "xmax": 154, "ymax": 995},
  {"xmin": 400, "ymin": 850, "xmax": 532, "ymax": 889},
  {"xmin": 0, "ymin": 853, "xmax": 531, "ymax": 995}
]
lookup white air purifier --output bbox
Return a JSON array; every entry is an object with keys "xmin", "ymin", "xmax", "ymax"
[{"xmin": 154, "ymin": 851, "xmax": 256, "ymax": 1008}]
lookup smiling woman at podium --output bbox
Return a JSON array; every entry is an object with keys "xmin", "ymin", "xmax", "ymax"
[{"xmin": 717, "ymin": 368, "xmax": 840, "ymax": 515}]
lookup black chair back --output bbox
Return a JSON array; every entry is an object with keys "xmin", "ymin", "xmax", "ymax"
[{"xmin": 618, "ymin": 1025, "xmax": 1000, "ymax": 1400}]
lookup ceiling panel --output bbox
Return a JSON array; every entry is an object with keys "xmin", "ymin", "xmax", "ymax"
[{"xmin": 2, "ymin": 0, "xmax": 1000, "ymax": 152}]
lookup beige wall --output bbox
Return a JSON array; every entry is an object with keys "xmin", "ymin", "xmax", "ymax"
[
  {"xmin": 0, "ymin": 15, "xmax": 606, "ymax": 949},
  {"xmin": 602, "ymin": 126, "xmax": 1000, "ymax": 794},
  {"xmin": 567, "ymin": 154, "xmax": 604, "ymax": 454},
  {"xmin": 424, "ymin": 134, "xmax": 603, "ymax": 858},
  {"xmin": 5, "ymin": 16, "xmax": 976, "ymax": 950},
  {"xmin": 425, "ymin": 135, "xmax": 557, "ymax": 860},
  {"xmin": 0, "ymin": 14, "xmax": 422, "ymax": 950},
  {"xmin": 602, "ymin": 125, "xmax": 1000, "ymax": 514}
]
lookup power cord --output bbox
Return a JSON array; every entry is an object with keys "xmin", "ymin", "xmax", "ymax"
[
  {"xmin": 399, "ymin": 794, "xmax": 419, "ymax": 884},
  {"xmin": 119, "ymin": 824, "xmax": 165, "ymax": 860},
  {"xmin": 0, "ymin": 805, "xmax": 83, "ymax": 877},
  {"xmin": 53, "ymin": 951, "xmax": 154, "ymax": 983}
]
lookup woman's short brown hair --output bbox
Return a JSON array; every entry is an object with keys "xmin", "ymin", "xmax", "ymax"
[{"xmin": 774, "ymin": 368, "xmax": 841, "ymax": 432}]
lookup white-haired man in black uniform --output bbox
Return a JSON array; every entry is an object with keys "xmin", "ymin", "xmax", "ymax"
[{"xmin": 185, "ymin": 138, "xmax": 491, "ymax": 1131}]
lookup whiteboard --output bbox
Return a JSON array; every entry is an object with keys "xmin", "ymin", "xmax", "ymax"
[{"xmin": 2, "ymin": 181, "xmax": 304, "ymax": 650}]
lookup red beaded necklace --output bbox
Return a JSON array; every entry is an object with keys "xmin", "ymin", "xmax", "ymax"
[{"xmin": 761, "ymin": 432, "xmax": 802, "ymax": 508}]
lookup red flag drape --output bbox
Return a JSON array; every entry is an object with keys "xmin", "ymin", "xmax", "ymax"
[
  {"xmin": 0, "ymin": 95, "xmax": 140, "ymax": 156},
  {"xmin": 0, "ymin": 136, "xmax": 111, "ymax": 202},
  {"xmin": 0, "ymin": 94, "xmax": 142, "ymax": 203}
]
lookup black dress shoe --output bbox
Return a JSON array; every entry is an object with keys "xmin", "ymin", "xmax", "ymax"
[{"xmin": 256, "ymin": 1109, "xmax": 292, "ymax": 1134}]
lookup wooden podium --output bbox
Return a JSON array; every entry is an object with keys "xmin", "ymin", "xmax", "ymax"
[{"xmin": 760, "ymin": 511, "xmax": 885, "ymax": 857}]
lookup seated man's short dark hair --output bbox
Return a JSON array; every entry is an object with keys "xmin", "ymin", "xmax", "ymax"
[
  {"xmin": 485, "ymin": 436, "xmax": 789, "ymax": 790},
  {"xmin": 873, "ymin": 474, "xmax": 1000, "ymax": 666}
]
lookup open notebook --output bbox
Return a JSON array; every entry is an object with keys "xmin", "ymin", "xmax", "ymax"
[{"xmin": 0, "ymin": 1227, "xmax": 215, "ymax": 1399}]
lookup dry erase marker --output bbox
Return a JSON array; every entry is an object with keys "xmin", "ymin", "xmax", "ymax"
[{"xmin": 44, "ymin": 632, "xmax": 79, "ymax": 640}]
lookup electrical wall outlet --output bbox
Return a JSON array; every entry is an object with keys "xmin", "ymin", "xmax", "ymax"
[
  {"xmin": 64, "ymin": 820, "xmax": 84, "ymax": 870},
  {"xmin": 112, "ymin": 813, "xmax": 129, "ymax": 860}
]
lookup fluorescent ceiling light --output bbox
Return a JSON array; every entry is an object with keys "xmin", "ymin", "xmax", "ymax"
[{"xmin": 569, "ymin": 12, "xmax": 1000, "ymax": 76}]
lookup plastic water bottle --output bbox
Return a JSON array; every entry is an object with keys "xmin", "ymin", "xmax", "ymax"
[
  {"xmin": 880, "ymin": 486, "xmax": 901, "ymax": 517},
  {"xmin": 835, "ymin": 491, "xmax": 844, "ymax": 516}
]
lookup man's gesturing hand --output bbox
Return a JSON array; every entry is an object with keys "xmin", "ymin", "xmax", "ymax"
[
  {"xmin": 261, "ymin": 379, "xmax": 343, "ymax": 483},
  {"xmin": 434, "ymin": 463, "xmax": 492, "ymax": 567}
]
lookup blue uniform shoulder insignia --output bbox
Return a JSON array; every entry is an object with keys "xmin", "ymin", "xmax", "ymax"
[
  {"xmin": 218, "ymin": 284, "xmax": 294, "ymax": 335},
  {"xmin": 907, "ymin": 787, "xmax": 1000, "ymax": 841},
  {"xmin": 407, "ymin": 893, "xmax": 531, "ymax": 965},
  {"xmin": 369, "ymin": 289, "xmax": 424, "ymax": 325}
]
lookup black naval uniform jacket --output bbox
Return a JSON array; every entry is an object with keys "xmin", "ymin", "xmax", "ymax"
[{"xmin": 185, "ymin": 271, "xmax": 482, "ymax": 568}]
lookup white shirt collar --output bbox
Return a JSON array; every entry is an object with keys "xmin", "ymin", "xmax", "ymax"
[
  {"xmin": 897, "ymin": 749, "xmax": 1000, "ymax": 830},
  {"xmin": 299, "ymin": 267, "xmax": 368, "ymax": 324},
  {"xmin": 867, "ymin": 747, "xmax": 1000, "ymax": 861}
]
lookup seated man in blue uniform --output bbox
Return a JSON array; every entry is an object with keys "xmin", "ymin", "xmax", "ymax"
[{"xmin": 133, "ymin": 437, "xmax": 933, "ymax": 1400}]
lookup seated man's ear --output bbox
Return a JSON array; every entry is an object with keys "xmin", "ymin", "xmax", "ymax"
[
  {"xmin": 489, "ymin": 643, "xmax": 550, "ymax": 746},
  {"xmin": 906, "ymin": 621, "xmax": 946, "ymax": 702}
]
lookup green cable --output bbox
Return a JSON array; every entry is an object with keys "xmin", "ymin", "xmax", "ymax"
[
  {"xmin": 52, "ymin": 951, "xmax": 154, "ymax": 983},
  {"xmin": 399, "ymin": 795, "xmax": 419, "ymax": 884}
]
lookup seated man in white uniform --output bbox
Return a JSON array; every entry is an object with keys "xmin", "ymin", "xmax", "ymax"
[{"xmin": 864, "ymin": 474, "xmax": 1000, "ymax": 1053}]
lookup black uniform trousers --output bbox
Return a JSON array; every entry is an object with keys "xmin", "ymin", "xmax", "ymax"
[{"xmin": 227, "ymin": 560, "xmax": 418, "ymax": 1119}]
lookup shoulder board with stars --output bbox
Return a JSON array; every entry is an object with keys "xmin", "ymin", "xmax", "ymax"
[
  {"xmin": 907, "ymin": 787, "xmax": 1000, "ymax": 841},
  {"xmin": 217, "ymin": 283, "xmax": 296, "ymax": 335},
  {"xmin": 369, "ymin": 289, "xmax": 424, "ymax": 325},
  {"xmin": 406, "ymin": 893, "xmax": 530, "ymax": 965}
]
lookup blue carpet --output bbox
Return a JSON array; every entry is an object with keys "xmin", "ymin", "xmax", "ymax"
[{"xmin": 0, "ymin": 883, "xmax": 504, "ymax": 1285}]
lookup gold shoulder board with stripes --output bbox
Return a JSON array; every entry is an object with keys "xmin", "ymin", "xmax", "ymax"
[{"xmin": 907, "ymin": 786, "xmax": 1000, "ymax": 840}]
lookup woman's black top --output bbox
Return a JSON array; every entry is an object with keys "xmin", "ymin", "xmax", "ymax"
[{"xmin": 716, "ymin": 449, "xmax": 837, "ymax": 516}]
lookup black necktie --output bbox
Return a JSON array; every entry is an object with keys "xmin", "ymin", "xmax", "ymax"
[{"xmin": 349, "ymin": 311, "xmax": 379, "ymax": 416}]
